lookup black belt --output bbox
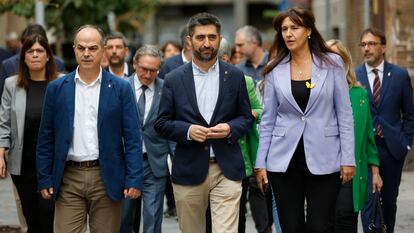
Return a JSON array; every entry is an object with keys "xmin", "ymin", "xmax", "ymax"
[
  {"xmin": 67, "ymin": 159, "xmax": 99, "ymax": 168},
  {"xmin": 209, "ymin": 157, "xmax": 216, "ymax": 163},
  {"xmin": 143, "ymin": 152, "xmax": 148, "ymax": 159}
]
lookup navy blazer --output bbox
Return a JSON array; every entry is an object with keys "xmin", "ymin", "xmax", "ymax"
[
  {"xmin": 36, "ymin": 70, "xmax": 143, "ymax": 200},
  {"xmin": 0, "ymin": 54, "xmax": 65, "ymax": 98},
  {"xmin": 356, "ymin": 61, "xmax": 414, "ymax": 160},
  {"xmin": 158, "ymin": 54, "xmax": 184, "ymax": 79},
  {"xmin": 154, "ymin": 61, "xmax": 254, "ymax": 185},
  {"xmin": 127, "ymin": 75, "xmax": 173, "ymax": 177}
]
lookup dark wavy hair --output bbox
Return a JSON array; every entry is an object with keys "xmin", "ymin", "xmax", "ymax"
[
  {"xmin": 17, "ymin": 34, "xmax": 57, "ymax": 89},
  {"xmin": 263, "ymin": 8, "xmax": 336, "ymax": 76}
]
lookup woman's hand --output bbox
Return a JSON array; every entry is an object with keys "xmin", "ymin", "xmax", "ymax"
[
  {"xmin": 255, "ymin": 168, "xmax": 268, "ymax": 194},
  {"xmin": 340, "ymin": 165, "xmax": 355, "ymax": 184},
  {"xmin": 0, "ymin": 149, "xmax": 7, "ymax": 178},
  {"xmin": 371, "ymin": 166, "xmax": 383, "ymax": 193}
]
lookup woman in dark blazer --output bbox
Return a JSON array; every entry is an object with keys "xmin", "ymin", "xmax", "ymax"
[
  {"xmin": 255, "ymin": 8, "xmax": 355, "ymax": 233},
  {"xmin": 0, "ymin": 34, "xmax": 57, "ymax": 233},
  {"xmin": 327, "ymin": 39, "xmax": 383, "ymax": 233}
]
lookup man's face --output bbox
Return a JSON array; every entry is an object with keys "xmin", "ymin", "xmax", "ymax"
[
  {"xmin": 73, "ymin": 28, "xmax": 104, "ymax": 70},
  {"xmin": 234, "ymin": 32, "xmax": 254, "ymax": 60},
  {"xmin": 189, "ymin": 25, "xmax": 221, "ymax": 62},
  {"xmin": 360, "ymin": 32, "xmax": 385, "ymax": 67},
  {"xmin": 133, "ymin": 55, "xmax": 161, "ymax": 86},
  {"xmin": 104, "ymin": 38, "xmax": 129, "ymax": 66}
]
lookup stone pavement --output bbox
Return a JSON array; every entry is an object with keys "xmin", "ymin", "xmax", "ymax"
[{"xmin": 1, "ymin": 172, "xmax": 413, "ymax": 232}]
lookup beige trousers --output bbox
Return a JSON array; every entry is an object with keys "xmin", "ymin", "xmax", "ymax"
[
  {"xmin": 54, "ymin": 165, "xmax": 122, "ymax": 233},
  {"xmin": 173, "ymin": 163, "xmax": 242, "ymax": 233}
]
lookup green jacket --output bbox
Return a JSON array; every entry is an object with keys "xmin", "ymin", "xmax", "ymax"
[
  {"xmin": 349, "ymin": 86, "xmax": 380, "ymax": 211},
  {"xmin": 239, "ymin": 76, "xmax": 263, "ymax": 177}
]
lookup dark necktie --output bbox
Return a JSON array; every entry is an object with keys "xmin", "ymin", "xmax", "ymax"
[
  {"xmin": 138, "ymin": 85, "xmax": 148, "ymax": 125},
  {"xmin": 372, "ymin": 69, "xmax": 383, "ymax": 137}
]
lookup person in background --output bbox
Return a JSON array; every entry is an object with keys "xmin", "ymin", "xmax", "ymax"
[
  {"xmin": 104, "ymin": 32, "xmax": 134, "ymax": 78},
  {"xmin": 255, "ymin": 8, "xmax": 355, "ymax": 233},
  {"xmin": 0, "ymin": 24, "xmax": 65, "ymax": 99},
  {"xmin": 0, "ymin": 34, "xmax": 58, "ymax": 233},
  {"xmin": 235, "ymin": 25, "xmax": 269, "ymax": 84},
  {"xmin": 230, "ymin": 46, "xmax": 243, "ymax": 65},
  {"xmin": 356, "ymin": 28, "xmax": 414, "ymax": 233},
  {"xmin": 36, "ymin": 25, "xmax": 143, "ymax": 232},
  {"xmin": 161, "ymin": 41, "xmax": 181, "ymax": 60},
  {"xmin": 327, "ymin": 39, "xmax": 383, "ymax": 233},
  {"xmin": 5, "ymin": 32, "xmax": 21, "ymax": 55}
]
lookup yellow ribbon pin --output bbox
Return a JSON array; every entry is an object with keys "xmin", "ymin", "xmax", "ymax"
[{"xmin": 306, "ymin": 81, "xmax": 316, "ymax": 89}]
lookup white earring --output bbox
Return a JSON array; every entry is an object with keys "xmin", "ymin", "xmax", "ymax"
[{"xmin": 308, "ymin": 35, "xmax": 311, "ymax": 39}]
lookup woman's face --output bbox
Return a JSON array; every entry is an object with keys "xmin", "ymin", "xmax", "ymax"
[
  {"xmin": 281, "ymin": 17, "xmax": 311, "ymax": 52},
  {"xmin": 164, "ymin": 43, "xmax": 180, "ymax": 59},
  {"xmin": 24, "ymin": 42, "xmax": 49, "ymax": 71}
]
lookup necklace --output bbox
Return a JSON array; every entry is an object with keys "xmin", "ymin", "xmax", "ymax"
[{"xmin": 291, "ymin": 59, "xmax": 312, "ymax": 81}]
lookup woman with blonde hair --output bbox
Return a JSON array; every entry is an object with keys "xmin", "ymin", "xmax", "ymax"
[{"xmin": 327, "ymin": 39, "xmax": 383, "ymax": 233}]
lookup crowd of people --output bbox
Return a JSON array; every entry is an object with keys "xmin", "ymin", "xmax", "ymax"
[{"xmin": 0, "ymin": 7, "xmax": 412, "ymax": 233}]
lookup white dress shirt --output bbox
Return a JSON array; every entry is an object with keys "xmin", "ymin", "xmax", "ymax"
[
  {"xmin": 365, "ymin": 60, "xmax": 384, "ymax": 93},
  {"xmin": 134, "ymin": 74, "xmax": 155, "ymax": 153},
  {"xmin": 67, "ymin": 67, "xmax": 102, "ymax": 162},
  {"xmin": 190, "ymin": 59, "xmax": 220, "ymax": 158}
]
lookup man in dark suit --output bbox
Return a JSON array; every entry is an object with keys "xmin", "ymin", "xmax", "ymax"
[
  {"xmin": 36, "ymin": 25, "xmax": 143, "ymax": 232},
  {"xmin": 104, "ymin": 32, "xmax": 134, "ymax": 78},
  {"xmin": 155, "ymin": 13, "xmax": 253, "ymax": 233},
  {"xmin": 158, "ymin": 26, "xmax": 192, "ymax": 79},
  {"xmin": 0, "ymin": 24, "xmax": 65, "ymax": 98},
  {"xmin": 356, "ymin": 28, "xmax": 414, "ymax": 233},
  {"xmin": 120, "ymin": 45, "xmax": 172, "ymax": 233}
]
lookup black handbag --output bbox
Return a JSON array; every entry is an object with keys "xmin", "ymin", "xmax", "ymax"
[{"xmin": 368, "ymin": 191, "xmax": 387, "ymax": 233}]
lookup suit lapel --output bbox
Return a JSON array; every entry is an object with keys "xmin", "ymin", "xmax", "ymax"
[
  {"xmin": 276, "ymin": 60, "xmax": 303, "ymax": 114},
  {"xmin": 304, "ymin": 58, "xmax": 328, "ymax": 114},
  {"xmin": 144, "ymin": 78, "xmax": 161, "ymax": 126},
  {"xmin": 210, "ymin": 61, "xmax": 227, "ymax": 123},
  {"xmin": 98, "ymin": 71, "xmax": 112, "ymax": 130},
  {"xmin": 357, "ymin": 66, "xmax": 375, "ymax": 105},
  {"xmin": 181, "ymin": 63, "xmax": 207, "ymax": 125},
  {"xmin": 379, "ymin": 61, "xmax": 392, "ymax": 108},
  {"xmin": 63, "ymin": 73, "xmax": 76, "ymax": 136},
  {"xmin": 15, "ymin": 86, "xmax": 26, "ymax": 144}
]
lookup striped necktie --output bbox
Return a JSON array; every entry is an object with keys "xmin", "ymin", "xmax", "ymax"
[{"xmin": 372, "ymin": 69, "xmax": 383, "ymax": 137}]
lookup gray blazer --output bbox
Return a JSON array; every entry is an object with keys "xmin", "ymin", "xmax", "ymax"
[
  {"xmin": 127, "ymin": 74, "xmax": 173, "ymax": 177},
  {"xmin": 0, "ymin": 75, "xmax": 27, "ymax": 175}
]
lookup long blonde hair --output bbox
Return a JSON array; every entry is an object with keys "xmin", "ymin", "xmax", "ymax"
[{"xmin": 326, "ymin": 39, "xmax": 361, "ymax": 88}]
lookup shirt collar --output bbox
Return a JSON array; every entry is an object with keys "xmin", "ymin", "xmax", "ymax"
[
  {"xmin": 192, "ymin": 58, "xmax": 219, "ymax": 74},
  {"xmin": 74, "ymin": 66, "xmax": 102, "ymax": 86},
  {"xmin": 245, "ymin": 51, "xmax": 269, "ymax": 68},
  {"xmin": 181, "ymin": 50, "xmax": 190, "ymax": 64},
  {"xmin": 108, "ymin": 62, "xmax": 129, "ymax": 78},
  {"xmin": 134, "ymin": 73, "xmax": 155, "ymax": 91},
  {"xmin": 365, "ymin": 60, "xmax": 384, "ymax": 74}
]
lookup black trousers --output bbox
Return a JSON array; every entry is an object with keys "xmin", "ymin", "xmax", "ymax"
[
  {"xmin": 11, "ymin": 172, "xmax": 54, "ymax": 233},
  {"xmin": 334, "ymin": 181, "xmax": 358, "ymax": 233},
  {"xmin": 268, "ymin": 150, "xmax": 341, "ymax": 233}
]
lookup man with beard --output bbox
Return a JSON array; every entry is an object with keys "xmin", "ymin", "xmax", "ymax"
[
  {"xmin": 104, "ymin": 32, "xmax": 134, "ymax": 78},
  {"xmin": 356, "ymin": 28, "xmax": 414, "ymax": 233},
  {"xmin": 154, "ymin": 12, "xmax": 253, "ymax": 233}
]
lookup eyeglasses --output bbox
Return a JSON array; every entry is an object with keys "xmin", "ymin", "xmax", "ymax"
[
  {"xmin": 359, "ymin": 41, "xmax": 382, "ymax": 48},
  {"xmin": 137, "ymin": 65, "xmax": 159, "ymax": 74},
  {"xmin": 26, "ymin": 48, "xmax": 46, "ymax": 55}
]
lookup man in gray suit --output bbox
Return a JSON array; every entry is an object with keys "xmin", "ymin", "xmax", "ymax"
[{"xmin": 120, "ymin": 45, "xmax": 172, "ymax": 233}]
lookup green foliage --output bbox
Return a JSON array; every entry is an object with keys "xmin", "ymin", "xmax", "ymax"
[{"xmin": 0, "ymin": 0, "xmax": 34, "ymax": 18}]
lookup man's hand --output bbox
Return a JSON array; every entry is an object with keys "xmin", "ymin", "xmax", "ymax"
[
  {"xmin": 371, "ymin": 166, "xmax": 383, "ymax": 193},
  {"xmin": 207, "ymin": 123, "xmax": 230, "ymax": 139},
  {"xmin": 0, "ymin": 149, "xmax": 6, "ymax": 179},
  {"xmin": 189, "ymin": 125, "xmax": 210, "ymax": 142},
  {"xmin": 340, "ymin": 166, "xmax": 356, "ymax": 184},
  {"xmin": 40, "ymin": 188, "xmax": 54, "ymax": 199},
  {"xmin": 123, "ymin": 188, "xmax": 141, "ymax": 199},
  {"xmin": 255, "ymin": 168, "xmax": 268, "ymax": 194},
  {"xmin": 252, "ymin": 110, "xmax": 258, "ymax": 120}
]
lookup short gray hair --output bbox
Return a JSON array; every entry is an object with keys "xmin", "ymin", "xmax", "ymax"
[
  {"xmin": 236, "ymin": 25, "xmax": 262, "ymax": 46},
  {"xmin": 218, "ymin": 38, "xmax": 231, "ymax": 59},
  {"xmin": 133, "ymin": 45, "xmax": 162, "ymax": 62}
]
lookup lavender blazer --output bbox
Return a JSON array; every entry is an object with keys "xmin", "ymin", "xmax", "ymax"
[{"xmin": 255, "ymin": 53, "xmax": 355, "ymax": 175}]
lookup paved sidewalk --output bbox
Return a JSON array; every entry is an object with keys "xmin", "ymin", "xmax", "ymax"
[{"xmin": 1, "ymin": 172, "xmax": 413, "ymax": 232}]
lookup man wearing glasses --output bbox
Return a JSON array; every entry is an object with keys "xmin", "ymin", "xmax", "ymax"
[
  {"xmin": 120, "ymin": 45, "xmax": 173, "ymax": 233},
  {"xmin": 356, "ymin": 28, "xmax": 414, "ymax": 233}
]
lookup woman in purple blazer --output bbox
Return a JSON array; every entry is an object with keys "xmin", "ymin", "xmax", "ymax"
[{"xmin": 255, "ymin": 8, "xmax": 355, "ymax": 233}]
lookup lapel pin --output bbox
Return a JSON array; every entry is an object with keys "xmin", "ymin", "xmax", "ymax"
[
  {"xmin": 387, "ymin": 72, "xmax": 391, "ymax": 77},
  {"xmin": 108, "ymin": 84, "xmax": 112, "ymax": 88}
]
